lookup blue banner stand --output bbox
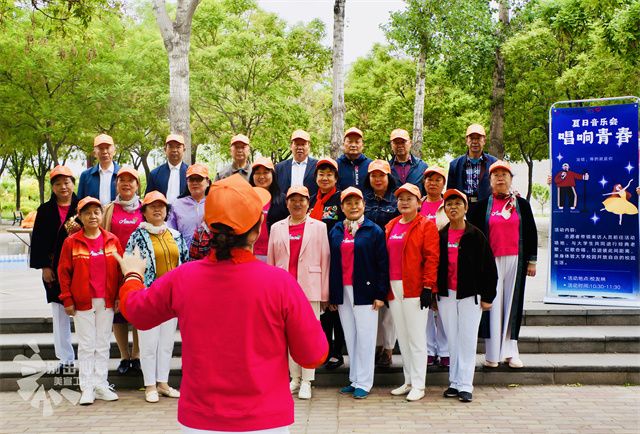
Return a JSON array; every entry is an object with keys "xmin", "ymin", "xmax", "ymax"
[{"xmin": 545, "ymin": 96, "xmax": 640, "ymax": 308}]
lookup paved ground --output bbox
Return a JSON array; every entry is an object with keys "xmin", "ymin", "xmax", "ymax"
[{"xmin": 0, "ymin": 385, "xmax": 638, "ymax": 433}]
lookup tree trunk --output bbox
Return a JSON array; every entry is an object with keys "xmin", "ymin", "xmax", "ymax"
[
  {"xmin": 330, "ymin": 0, "xmax": 346, "ymax": 159},
  {"xmin": 9, "ymin": 152, "xmax": 27, "ymax": 211},
  {"xmin": 152, "ymin": 0, "xmax": 201, "ymax": 165},
  {"xmin": 412, "ymin": 49, "xmax": 426, "ymax": 158},
  {"xmin": 526, "ymin": 158, "xmax": 533, "ymax": 201},
  {"xmin": 488, "ymin": 0, "xmax": 509, "ymax": 159}
]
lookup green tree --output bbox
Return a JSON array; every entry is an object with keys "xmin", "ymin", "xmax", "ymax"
[{"xmin": 532, "ymin": 182, "xmax": 550, "ymax": 215}]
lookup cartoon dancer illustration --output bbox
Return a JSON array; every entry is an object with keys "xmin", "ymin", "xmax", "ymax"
[
  {"xmin": 553, "ymin": 163, "xmax": 589, "ymax": 210},
  {"xmin": 601, "ymin": 179, "xmax": 638, "ymax": 225}
]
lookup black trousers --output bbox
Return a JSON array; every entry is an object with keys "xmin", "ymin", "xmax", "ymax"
[
  {"xmin": 320, "ymin": 309, "xmax": 345, "ymax": 360},
  {"xmin": 558, "ymin": 186, "xmax": 576, "ymax": 208}
]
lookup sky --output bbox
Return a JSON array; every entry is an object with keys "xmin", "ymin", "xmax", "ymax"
[{"xmin": 257, "ymin": 0, "xmax": 405, "ymax": 65}]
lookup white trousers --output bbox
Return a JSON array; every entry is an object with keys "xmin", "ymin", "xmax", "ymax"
[
  {"xmin": 181, "ymin": 424, "xmax": 289, "ymax": 434},
  {"xmin": 438, "ymin": 290, "xmax": 482, "ymax": 393},
  {"xmin": 388, "ymin": 280, "xmax": 428, "ymax": 389},
  {"xmin": 426, "ymin": 309, "xmax": 449, "ymax": 357},
  {"xmin": 338, "ymin": 285, "xmax": 378, "ymax": 392},
  {"xmin": 51, "ymin": 302, "xmax": 75, "ymax": 364},
  {"xmin": 289, "ymin": 301, "xmax": 321, "ymax": 383},
  {"xmin": 375, "ymin": 304, "xmax": 396, "ymax": 350},
  {"xmin": 139, "ymin": 318, "xmax": 178, "ymax": 386},
  {"xmin": 485, "ymin": 255, "xmax": 520, "ymax": 362},
  {"xmin": 73, "ymin": 298, "xmax": 114, "ymax": 391}
]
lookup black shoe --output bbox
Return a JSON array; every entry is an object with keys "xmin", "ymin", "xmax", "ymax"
[
  {"xmin": 117, "ymin": 359, "xmax": 130, "ymax": 375},
  {"xmin": 443, "ymin": 387, "xmax": 459, "ymax": 398},
  {"xmin": 130, "ymin": 358, "xmax": 141, "ymax": 371},
  {"xmin": 458, "ymin": 391, "xmax": 473, "ymax": 402},
  {"xmin": 324, "ymin": 357, "xmax": 344, "ymax": 370}
]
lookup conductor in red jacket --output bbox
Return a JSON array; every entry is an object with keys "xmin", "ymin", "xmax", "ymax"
[{"xmin": 115, "ymin": 174, "xmax": 328, "ymax": 433}]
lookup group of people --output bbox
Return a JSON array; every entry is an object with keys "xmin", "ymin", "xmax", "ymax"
[{"xmin": 30, "ymin": 123, "xmax": 538, "ymax": 432}]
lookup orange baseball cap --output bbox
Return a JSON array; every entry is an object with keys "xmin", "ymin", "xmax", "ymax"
[
  {"xmin": 49, "ymin": 165, "xmax": 74, "ymax": 181},
  {"xmin": 340, "ymin": 186, "xmax": 363, "ymax": 202},
  {"xmin": 286, "ymin": 185, "xmax": 310, "ymax": 199},
  {"xmin": 251, "ymin": 157, "xmax": 275, "ymax": 171},
  {"xmin": 231, "ymin": 134, "xmax": 250, "ymax": 146},
  {"xmin": 165, "ymin": 134, "xmax": 185, "ymax": 145},
  {"xmin": 205, "ymin": 174, "xmax": 270, "ymax": 234},
  {"xmin": 117, "ymin": 166, "xmax": 140, "ymax": 181},
  {"xmin": 93, "ymin": 133, "xmax": 114, "ymax": 147},
  {"xmin": 343, "ymin": 127, "xmax": 363, "ymax": 139},
  {"xmin": 368, "ymin": 159, "xmax": 391, "ymax": 175},
  {"xmin": 316, "ymin": 157, "xmax": 338, "ymax": 171},
  {"xmin": 187, "ymin": 163, "xmax": 209, "ymax": 178},
  {"xmin": 142, "ymin": 191, "xmax": 168, "ymax": 206},
  {"xmin": 466, "ymin": 124, "xmax": 486, "ymax": 137},
  {"xmin": 423, "ymin": 166, "xmax": 447, "ymax": 180},
  {"xmin": 394, "ymin": 183, "xmax": 422, "ymax": 200},
  {"xmin": 291, "ymin": 129, "xmax": 311, "ymax": 142},
  {"xmin": 77, "ymin": 196, "xmax": 102, "ymax": 213},
  {"xmin": 390, "ymin": 129, "xmax": 410, "ymax": 142},
  {"xmin": 443, "ymin": 188, "xmax": 468, "ymax": 207},
  {"xmin": 489, "ymin": 160, "xmax": 513, "ymax": 175}
]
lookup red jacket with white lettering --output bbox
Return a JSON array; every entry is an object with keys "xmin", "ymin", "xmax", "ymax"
[
  {"xmin": 57, "ymin": 228, "xmax": 123, "ymax": 310},
  {"xmin": 385, "ymin": 214, "xmax": 440, "ymax": 299}
]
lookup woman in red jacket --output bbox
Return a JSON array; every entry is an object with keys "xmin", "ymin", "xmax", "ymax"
[
  {"xmin": 58, "ymin": 196, "xmax": 124, "ymax": 406},
  {"xmin": 385, "ymin": 183, "xmax": 439, "ymax": 402}
]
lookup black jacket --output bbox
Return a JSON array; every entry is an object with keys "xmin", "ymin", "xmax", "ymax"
[
  {"xmin": 437, "ymin": 222, "xmax": 497, "ymax": 303},
  {"xmin": 29, "ymin": 193, "xmax": 79, "ymax": 304},
  {"xmin": 266, "ymin": 193, "xmax": 289, "ymax": 231}
]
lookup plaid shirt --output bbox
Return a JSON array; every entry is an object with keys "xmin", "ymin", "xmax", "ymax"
[
  {"xmin": 463, "ymin": 155, "xmax": 484, "ymax": 197},
  {"xmin": 189, "ymin": 224, "xmax": 213, "ymax": 261}
]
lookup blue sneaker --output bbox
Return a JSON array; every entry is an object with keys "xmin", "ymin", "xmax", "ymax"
[
  {"xmin": 339, "ymin": 385, "xmax": 355, "ymax": 394},
  {"xmin": 353, "ymin": 388, "xmax": 369, "ymax": 399}
]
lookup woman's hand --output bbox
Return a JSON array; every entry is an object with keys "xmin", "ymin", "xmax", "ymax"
[
  {"xmin": 113, "ymin": 247, "xmax": 146, "ymax": 277},
  {"xmin": 372, "ymin": 300, "xmax": 384, "ymax": 311},
  {"xmin": 430, "ymin": 298, "xmax": 438, "ymax": 312},
  {"xmin": 481, "ymin": 301, "xmax": 492, "ymax": 311},
  {"xmin": 114, "ymin": 300, "xmax": 120, "ymax": 314},
  {"xmin": 328, "ymin": 304, "xmax": 338, "ymax": 312},
  {"xmin": 42, "ymin": 267, "xmax": 56, "ymax": 285},
  {"xmin": 65, "ymin": 305, "xmax": 76, "ymax": 316},
  {"xmin": 527, "ymin": 262, "xmax": 537, "ymax": 277},
  {"xmin": 320, "ymin": 301, "xmax": 329, "ymax": 311}
]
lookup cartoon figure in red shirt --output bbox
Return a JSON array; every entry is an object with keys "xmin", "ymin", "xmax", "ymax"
[
  {"xmin": 553, "ymin": 163, "xmax": 589, "ymax": 210},
  {"xmin": 601, "ymin": 180, "xmax": 638, "ymax": 225}
]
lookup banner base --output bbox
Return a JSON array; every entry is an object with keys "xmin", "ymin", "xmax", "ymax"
[{"xmin": 544, "ymin": 295, "xmax": 640, "ymax": 308}]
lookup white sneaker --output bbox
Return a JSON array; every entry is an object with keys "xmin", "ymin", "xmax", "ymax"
[
  {"xmin": 79, "ymin": 389, "xmax": 95, "ymax": 405},
  {"xmin": 508, "ymin": 358, "xmax": 524, "ymax": 368},
  {"xmin": 483, "ymin": 360, "xmax": 499, "ymax": 368},
  {"xmin": 298, "ymin": 381, "xmax": 312, "ymax": 400},
  {"xmin": 406, "ymin": 388, "xmax": 425, "ymax": 402},
  {"xmin": 289, "ymin": 380, "xmax": 300, "ymax": 393},
  {"xmin": 390, "ymin": 384, "xmax": 412, "ymax": 396},
  {"xmin": 145, "ymin": 390, "xmax": 160, "ymax": 403},
  {"xmin": 95, "ymin": 385, "xmax": 118, "ymax": 401}
]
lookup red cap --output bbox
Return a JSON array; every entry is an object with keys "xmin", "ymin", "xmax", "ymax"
[
  {"xmin": 290, "ymin": 129, "xmax": 311, "ymax": 142},
  {"xmin": 368, "ymin": 159, "xmax": 391, "ymax": 174},
  {"xmin": 251, "ymin": 157, "xmax": 275, "ymax": 171},
  {"xmin": 165, "ymin": 134, "xmax": 185, "ymax": 145},
  {"xmin": 466, "ymin": 124, "xmax": 486, "ymax": 137},
  {"xmin": 117, "ymin": 166, "xmax": 140, "ymax": 181},
  {"xmin": 423, "ymin": 166, "xmax": 447, "ymax": 180},
  {"xmin": 77, "ymin": 196, "xmax": 102, "ymax": 213},
  {"xmin": 316, "ymin": 158, "xmax": 338, "ymax": 171},
  {"xmin": 390, "ymin": 129, "xmax": 410, "ymax": 141},
  {"xmin": 343, "ymin": 127, "xmax": 363, "ymax": 139},
  {"xmin": 443, "ymin": 188, "xmax": 468, "ymax": 207},
  {"xmin": 489, "ymin": 160, "xmax": 513, "ymax": 175},
  {"xmin": 187, "ymin": 163, "xmax": 209, "ymax": 179},
  {"xmin": 142, "ymin": 191, "xmax": 168, "ymax": 206},
  {"xmin": 205, "ymin": 174, "xmax": 270, "ymax": 234},
  {"xmin": 286, "ymin": 185, "xmax": 310, "ymax": 199},
  {"xmin": 49, "ymin": 165, "xmax": 74, "ymax": 181},
  {"xmin": 93, "ymin": 134, "xmax": 114, "ymax": 147},
  {"xmin": 394, "ymin": 183, "xmax": 421, "ymax": 200},
  {"xmin": 231, "ymin": 134, "xmax": 250, "ymax": 146},
  {"xmin": 340, "ymin": 187, "xmax": 363, "ymax": 202}
]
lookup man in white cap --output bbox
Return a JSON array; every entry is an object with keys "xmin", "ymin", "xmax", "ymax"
[
  {"xmin": 77, "ymin": 134, "xmax": 120, "ymax": 204},
  {"xmin": 337, "ymin": 127, "xmax": 372, "ymax": 191},
  {"xmin": 145, "ymin": 133, "xmax": 189, "ymax": 203},
  {"xmin": 215, "ymin": 134, "xmax": 252, "ymax": 181},
  {"xmin": 446, "ymin": 124, "xmax": 498, "ymax": 208},
  {"xmin": 275, "ymin": 129, "xmax": 319, "ymax": 196},
  {"xmin": 388, "ymin": 128, "xmax": 428, "ymax": 194}
]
